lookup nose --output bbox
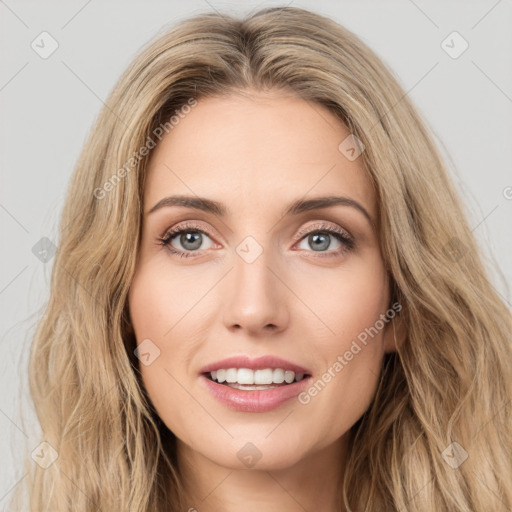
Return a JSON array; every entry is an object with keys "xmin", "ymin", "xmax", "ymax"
[{"xmin": 222, "ymin": 247, "xmax": 289, "ymax": 336}]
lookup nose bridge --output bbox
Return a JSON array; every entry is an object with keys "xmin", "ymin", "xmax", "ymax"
[
  {"xmin": 234, "ymin": 241, "xmax": 274, "ymax": 297},
  {"xmin": 222, "ymin": 235, "xmax": 288, "ymax": 333}
]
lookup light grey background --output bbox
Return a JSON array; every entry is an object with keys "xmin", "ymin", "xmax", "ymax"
[{"xmin": 1, "ymin": 0, "xmax": 511, "ymax": 505}]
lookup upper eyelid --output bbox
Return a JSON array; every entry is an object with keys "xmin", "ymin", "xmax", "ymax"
[
  {"xmin": 162, "ymin": 221, "xmax": 214, "ymax": 239},
  {"xmin": 294, "ymin": 222, "xmax": 352, "ymax": 238}
]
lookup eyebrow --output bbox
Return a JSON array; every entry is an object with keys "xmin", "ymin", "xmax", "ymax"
[{"xmin": 147, "ymin": 194, "xmax": 375, "ymax": 228}]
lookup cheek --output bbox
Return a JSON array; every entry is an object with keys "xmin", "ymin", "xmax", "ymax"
[
  {"xmin": 128, "ymin": 263, "xmax": 211, "ymax": 438},
  {"xmin": 128, "ymin": 264, "xmax": 180, "ymax": 376},
  {"xmin": 328, "ymin": 258, "xmax": 389, "ymax": 372},
  {"xmin": 291, "ymin": 251, "xmax": 389, "ymax": 343},
  {"xmin": 292, "ymin": 252, "xmax": 389, "ymax": 412},
  {"xmin": 294, "ymin": 255, "xmax": 389, "ymax": 433},
  {"xmin": 128, "ymin": 259, "xmax": 206, "ymax": 366},
  {"xmin": 128, "ymin": 260, "xmax": 205, "ymax": 339}
]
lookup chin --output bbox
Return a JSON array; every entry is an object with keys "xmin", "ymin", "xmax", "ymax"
[{"xmin": 204, "ymin": 439, "xmax": 309, "ymax": 471}]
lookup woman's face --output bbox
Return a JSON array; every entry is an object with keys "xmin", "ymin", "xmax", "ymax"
[{"xmin": 128, "ymin": 89, "xmax": 398, "ymax": 471}]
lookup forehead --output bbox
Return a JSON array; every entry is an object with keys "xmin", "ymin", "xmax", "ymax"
[{"xmin": 144, "ymin": 90, "xmax": 375, "ymax": 221}]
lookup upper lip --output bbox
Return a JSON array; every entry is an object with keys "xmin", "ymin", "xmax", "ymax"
[{"xmin": 200, "ymin": 355, "xmax": 311, "ymax": 375}]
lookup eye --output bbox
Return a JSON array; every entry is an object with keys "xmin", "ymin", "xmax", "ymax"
[
  {"xmin": 157, "ymin": 221, "xmax": 355, "ymax": 259},
  {"xmin": 293, "ymin": 223, "xmax": 355, "ymax": 258},
  {"xmin": 157, "ymin": 221, "xmax": 216, "ymax": 258}
]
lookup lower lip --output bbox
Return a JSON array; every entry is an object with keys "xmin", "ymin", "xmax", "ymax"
[{"xmin": 200, "ymin": 374, "xmax": 312, "ymax": 412}]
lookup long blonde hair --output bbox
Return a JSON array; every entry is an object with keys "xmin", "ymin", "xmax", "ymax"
[{"xmin": 14, "ymin": 6, "xmax": 511, "ymax": 511}]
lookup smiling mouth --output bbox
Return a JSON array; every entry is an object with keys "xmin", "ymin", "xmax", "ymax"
[
  {"xmin": 200, "ymin": 368, "xmax": 313, "ymax": 412},
  {"xmin": 202, "ymin": 369, "xmax": 312, "ymax": 390}
]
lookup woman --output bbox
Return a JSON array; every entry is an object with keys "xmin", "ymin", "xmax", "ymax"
[{"xmin": 18, "ymin": 6, "xmax": 511, "ymax": 511}]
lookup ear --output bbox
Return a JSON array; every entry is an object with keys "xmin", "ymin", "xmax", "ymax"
[{"xmin": 382, "ymin": 315, "xmax": 407, "ymax": 354}]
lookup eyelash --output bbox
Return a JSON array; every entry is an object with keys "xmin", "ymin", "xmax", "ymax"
[{"xmin": 156, "ymin": 221, "xmax": 355, "ymax": 259}]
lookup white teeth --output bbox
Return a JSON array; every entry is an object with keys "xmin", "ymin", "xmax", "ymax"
[
  {"xmin": 254, "ymin": 369, "xmax": 273, "ymax": 385},
  {"xmin": 284, "ymin": 370, "xmax": 295, "ymax": 384},
  {"xmin": 208, "ymin": 367, "xmax": 308, "ymax": 385},
  {"xmin": 238, "ymin": 368, "xmax": 255, "ymax": 384},
  {"xmin": 226, "ymin": 368, "xmax": 237, "ymax": 383},
  {"xmin": 272, "ymin": 368, "xmax": 285, "ymax": 383}
]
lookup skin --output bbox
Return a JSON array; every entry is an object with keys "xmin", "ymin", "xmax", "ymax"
[{"xmin": 128, "ymin": 89, "xmax": 405, "ymax": 512}]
